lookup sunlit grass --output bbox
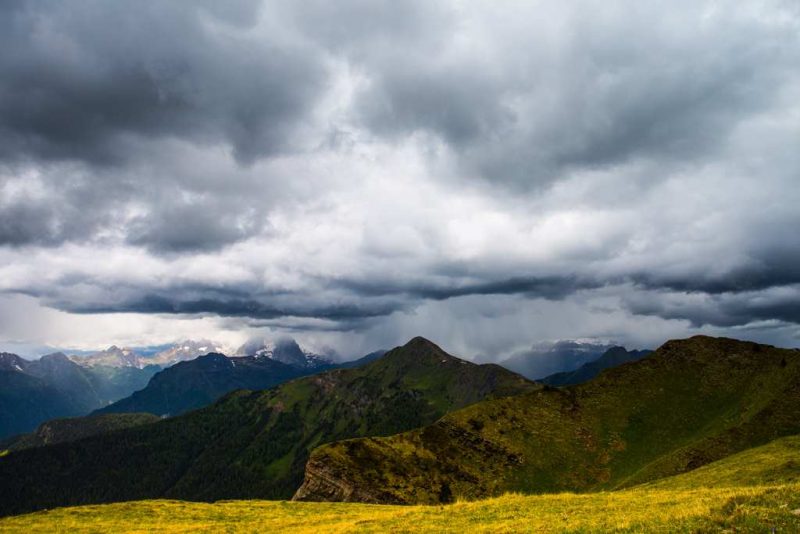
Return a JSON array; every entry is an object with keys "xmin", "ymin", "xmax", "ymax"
[{"xmin": 2, "ymin": 483, "xmax": 799, "ymax": 533}]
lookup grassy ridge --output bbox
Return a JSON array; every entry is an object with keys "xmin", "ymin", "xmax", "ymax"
[
  {"xmin": 295, "ymin": 336, "xmax": 800, "ymax": 503},
  {"xmin": 1, "ymin": 485, "xmax": 798, "ymax": 533}
]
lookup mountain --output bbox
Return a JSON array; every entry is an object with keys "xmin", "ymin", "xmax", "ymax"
[
  {"xmin": 539, "ymin": 346, "xmax": 652, "ymax": 386},
  {"xmin": 235, "ymin": 337, "xmax": 334, "ymax": 369},
  {"xmin": 0, "ymin": 352, "xmax": 159, "ymax": 439},
  {"xmin": 498, "ymin": 340, "xmax": 616, "ymax": 380},
  {"xmin": 93, "ymin": 353, "xmax": 319, "ymax": 417},
  {"xmin": 0, "ymin": 337, "xmax": 536, "ymax": 516},
  {"xmin": 72, "ymin": 346, "xmax": 143, "ymax": 368},
  {"xmin": 293, "ymin": 336, "xmax": 800, "ymax": 504},
  {"xmin": 1, "ymin": 413, "xmax": 160, "ymax": 452},
  {"xmin": 0, "ymin": 353, "xmax": 72, "ymax": 440}
]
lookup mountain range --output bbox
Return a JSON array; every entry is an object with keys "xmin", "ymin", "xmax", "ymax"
[
  {"xmin": 70, "ymin": 340, "xmax": 228, "ymax": 369},
  {"xmin": 293, "ymin": 336, "xmax": 800, "ymax": 504},
  {"xmin": 93, "ymin": 339, "xmax": 367, "ymax": 418},
  {"xmin": 0, "ymin": 337, "xmax": 534, "ymax": 516}
]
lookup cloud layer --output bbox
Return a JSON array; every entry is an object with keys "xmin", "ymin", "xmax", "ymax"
[{"xmin": 1, "ymin": 0, "xmax": 799, "ymax": 356}]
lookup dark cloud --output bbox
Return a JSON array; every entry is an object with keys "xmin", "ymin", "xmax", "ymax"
[
  {"xmin": 0, "ymin": 0, "xmax": 326, "ymax": 166},
  {"xmin": 337, "ymin": 274, "xmax": 598, "ymax": 301}
]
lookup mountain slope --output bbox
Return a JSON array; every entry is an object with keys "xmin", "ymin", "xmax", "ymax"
[
  {"xmin": 0, "ymin": 355, "xmax": 70, "ymax": 439},
  {"xmin": 0, "ymin": 353, "xmax": 158, "ymax": 439},
  {"xmin": 2, "ymin": 413, "xmax": 160, "ymax": 452},
  {"xmin": 0, "ymin": 337, "xmax": 536, "ymax": 516},
  {"xmin": 643, "ymin": 434, "xmax": 800, "ymax": 489},
  {"xmin": 294, "ymin": 336, "xmax": 800, "ymax": 504},
  {"xmin": 539, "ymin": 347, "xmax": 651, "ymax": 386}
]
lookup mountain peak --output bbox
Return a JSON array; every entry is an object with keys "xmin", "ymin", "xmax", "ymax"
[
  {"xmin": 402, "ymin": 336, "xmax": 448, "ymax": 355},
  {"xmin": 406, "ymin": 336, "xmax": 437, "ymax": 346},
  {"xmin": 381, "ymin": 337, "xmax": 465, "ymax": 368},
  {"xmin": 39, "ymin": 352, "xmax": 70, "ymax": 363}
]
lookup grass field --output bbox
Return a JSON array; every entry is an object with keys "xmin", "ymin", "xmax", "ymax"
[{"xmin": 1, "ymin": 483, "xmax": 799, "ymax": 533}]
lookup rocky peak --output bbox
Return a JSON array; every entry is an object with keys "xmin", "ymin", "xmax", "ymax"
[{"xmin": 0, "ymin": 352, "xmax": 27, "ymax": 372}]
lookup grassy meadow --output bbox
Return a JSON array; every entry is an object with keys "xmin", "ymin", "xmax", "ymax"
[{"xmin": 1, "ymin": 483, "xmax": 799, "ymax": 533}]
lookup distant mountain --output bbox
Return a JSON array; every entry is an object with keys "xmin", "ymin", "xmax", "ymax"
[
  {"xmin": 94, "ymin": 353, "xmax": 321, "ymax": 417},
  {"xmin": 539, "ymin": 346, "xmax": 652, "ymax": 386},
  {"xmin": 0, "ymin": 337, "xmax": 536, "ymax": 516},
  {"xmin": 73, "ymin": 346, "xmax": 142, "ymax": 368},
  {"xmin": 293, "ymin": 336, "xmax": 800, "ymax": 504},
  {"xmin": 235, "ymin": 338, "xmax": 334, "ymax": 369},
  {"xmin": 2, "ymin": 413, "xmax": 160, "ymax": 452},
  {"xmin": 0, "ymin": 352, "xmax": 158, "ymax": 439},
  {"xmin": 498, "ymin": 340, "xmax": 616, "ymax": 380},
  {"xmin": 1, "ymin": 353, "xmax": 71, "ymax": 440}
]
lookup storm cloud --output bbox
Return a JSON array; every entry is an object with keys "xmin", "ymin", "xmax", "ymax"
[{"xmin": 1, "ymin": 0, "xmax": 799, "ymax": 357}]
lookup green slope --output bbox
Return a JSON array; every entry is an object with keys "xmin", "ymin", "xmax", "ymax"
[
  {"xmin": 643, "ymin": 434, "xmax": 800, "ymax": 490},
  {"xmin": 0, "ymin": 337, "xmax": 535, "ymax": 517},
  {"xmin": 294, "ymin": 336, "xmax": 800, "ymax": 504}
]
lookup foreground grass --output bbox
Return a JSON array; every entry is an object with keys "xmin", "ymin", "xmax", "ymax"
[{"xmin": 1, "ymin": 483, "xmax": 799, "ymax": 533}]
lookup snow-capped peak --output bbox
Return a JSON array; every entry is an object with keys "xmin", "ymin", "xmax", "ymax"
[{"xmin": 235, "ymin": 337, "xmax": 333, "ymax": 369}]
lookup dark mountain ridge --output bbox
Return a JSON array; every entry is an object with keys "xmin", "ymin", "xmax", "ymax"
[
  {"xmin": 94, "ymin": 352, "xmax": 323, "ymax": 417},
  {"xmin": 2, "ymin": 413, "xmax": 160, "ymax": 452}
]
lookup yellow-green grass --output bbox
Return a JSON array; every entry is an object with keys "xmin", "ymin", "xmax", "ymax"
[
  {"xmin": 1, "ymin": 484, "xmax": 799, "ymax": 533},
  {"xmin": 644, "ymin": 435, "xmax": 800, "ymax": 490}
]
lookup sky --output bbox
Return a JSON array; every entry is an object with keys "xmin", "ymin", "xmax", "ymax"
[{"xmin": 1, "ymin": 0, "xmax": 799, "ymax": 360}]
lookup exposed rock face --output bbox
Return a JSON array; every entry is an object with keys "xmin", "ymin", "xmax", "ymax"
[{"xmin": 292, "ymin": 454, "xmax": 405, "ymax": 504}]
